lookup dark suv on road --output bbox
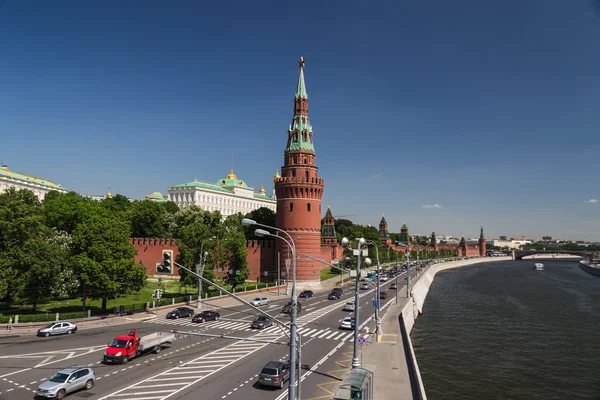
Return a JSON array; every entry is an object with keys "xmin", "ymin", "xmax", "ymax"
[
  {"xmin": 166, "ymin": 307, "xmax": 194, "ymax": 319},
  {"xmin": 258, "ymin": 361, "xmax": 290, "ymax": 389},
  {"xmin": 281, "ymin": 301, "xmax": 302, "ymax": 314},
  {"xmin": 328, "ymin": 290, "xmax": 341, "ymax": 300}
]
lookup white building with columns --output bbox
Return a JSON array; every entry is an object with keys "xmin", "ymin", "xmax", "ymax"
[
  {"xmin": 0, "ymin": 164, "xmax": 67, "ymax": 200},
  {"xmin": 168, "ymin": 169, "xmax": 277, "ymax": 218}
]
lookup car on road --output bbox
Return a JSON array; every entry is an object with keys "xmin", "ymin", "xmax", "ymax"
[
  {"xmin": 380, "ymin": 276, "xmax": 389, "ymax": 282},
  {"xmin": 299, "ymin": 290, "xmax": 313, "ymax": 298},
  {"xmin": 281, "ymin": 301, "xmax": 302, "ymax": 314},
  {"xmin": 258, "ymin": 361, "xmax": 290, "ymax": 389},
  {"xmin": 379, "ymin": 292, "xmax": 388, "ymax": 299},
  {"xmin": 37, "ymin": 322, "xmax": 78, "ymax": 337},
  {"xmin": 343, "ymin": 302, "xmax": 355, "ymax": 311},
  {"xmin": 339, "ymin": 317, "xmax": 356, "ymax": 330},
  {"xmin": 390, "ymin": 283, "xmax": 397, "ymax": 290},
  {"xmin": 192, "ymin": 310, "xmax": 220, "ymax": 323},
  {"xmin": 36, "ymin": 366, "xmax": 95, "ymax": 399},
  {"xmin": 249, "ymin": 297, "xmax": 270, "ymax": 306},
  {"xmin": 328, "ymin": 290, "xmax": 341, "ymax": 300},
  {"xmin": 332, "ymin": 287, "xmax": 343, "ymax": 295},
  {"xmin": 360, "ymin": 283, "xmax": 370, "ymax": 290},
  {"xmin": 251, "ymin": 315, "xmax": 274, "ymax": 329},
  {"xmin": 166, "ymin": 307, "xmax": 194, "ymax": 319}
]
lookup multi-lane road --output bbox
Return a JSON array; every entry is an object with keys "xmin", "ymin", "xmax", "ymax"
[{"xmin": 0, "ymin": 268, "xmax": 416, "ymax": 400}]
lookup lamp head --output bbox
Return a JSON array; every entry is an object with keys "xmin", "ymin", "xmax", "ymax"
[
  {"xmin": 241, "ymin": 218, "xmax": 257, "ymax": 227},
  {"xmin": 204, "ymin": 251, "xmax": 208, "ymax": 257},
  {"xmin": 254, "ymin": 228, "xmax": 271, "ymax": 238},
  {"xmin": 358, "ymin": 237, "xmax": 366, "ymax": 246},
  {"xmin": 341, "ymin": 237, "xmax": 350, "ymax": 248},
  {"xmin": 363, "ymin": 257, "xmax": 372, "ymax": 267},
  {"xmin": 342, "ymin": 257, "xmax": 353, "ymax": 267}
]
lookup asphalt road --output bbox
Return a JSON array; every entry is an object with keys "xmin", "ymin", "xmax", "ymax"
[{"xmin": 0, "ymin": 267, "xmax": 417, "ymax": 400}]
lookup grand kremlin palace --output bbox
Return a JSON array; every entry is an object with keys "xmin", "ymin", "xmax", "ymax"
[
  {"xmin": 0, "ymin": 164, "xmax": 67, "ymax": 200},
  {"xmin": 167, "ymin": 169, "xmax": 277, "ymax": 217}
]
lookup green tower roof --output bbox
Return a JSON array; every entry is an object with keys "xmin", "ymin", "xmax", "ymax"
[
  {"xmin": 401, "ymin": 223, "xmax": 408, "ymax": 230},
  {"xmin": 324, "ymin": 205, "xmax": 334, "ymax": 219}
]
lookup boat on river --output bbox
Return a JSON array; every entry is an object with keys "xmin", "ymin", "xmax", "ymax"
[{"xmin": 534, "ymin": 263, "xmax": 545, "ymax": 270}]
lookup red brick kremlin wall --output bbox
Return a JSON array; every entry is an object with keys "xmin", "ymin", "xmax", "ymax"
[{"xmin": 131, "ymin": 238, "xmax": 343, "ymax": 282}]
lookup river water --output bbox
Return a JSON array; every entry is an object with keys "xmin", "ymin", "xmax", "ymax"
[{"xmin": 411, "ymin": 259, "xmax": 600, "ymax": 400}]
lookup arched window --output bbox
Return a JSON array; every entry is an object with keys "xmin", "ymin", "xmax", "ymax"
[
  {"xmin": 305, "ymin": 171, "xmax": 309, "ymax": 181},
  {"xmin": 292, "ymin": 170, "xmax": 296, "ymax": 177},
  {"xmin": 304, "ymin": 158, "xmax": 307, "ymax": 164},
  {"xmin": 289, "ymin": 203, "xmax": 293, "ymax": 212},
  {"xmin": 307, "ymin": 203, "xmax": 311, "ymax": 212}
]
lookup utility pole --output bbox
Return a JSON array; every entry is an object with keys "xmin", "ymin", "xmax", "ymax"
[
  {"xmin": 351, "ymin": 238, "xmax": 366, "ymax": 369},
  {"xmin": 277, "ymin": 252, "xmax": 281, "ymax": 296},
  {"xmin": 406, "ymin": 249, "xmax": 411, "ymax": 298}
]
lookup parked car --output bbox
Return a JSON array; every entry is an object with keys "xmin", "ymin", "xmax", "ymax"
[
  {"xmin": 360, "ymin": 283, "xmax": 370, "ymax": 290},
  {"xmin": 192, "ymin": 310, "xmax": 220, "ymax": 323},
  {"xmin": 390, "ymin": 283, "xmax": 397, "ymax": 290},
  {"xmin": 36, "ymin": 366, "xmax": 95, "ymax": 399},
  {"xmin": 343, "ymin": 302, "xmax": 355, "ymax": 311},
  {"xmin": 299, "ymin": 290, "xmax": 313, "ymax": 298},
  {"xmin": 281, "ymin": 301, "xmax": 302, "ymax": 314},
  {"xmin": 379, "ymin": 292, "xmax": 388, "ymax": 299},
  {"xmin": 258, "ymin": 361, "xmax": 290, "ymax": 389},
  {"xmin": 251, "ymin": 315, "xmax": 274, "ymax": 329},
  {"xmin": 166, "ymin": 307, "xmax": 194, "ymax": 319},
  {"xmin": 249, "ymin": 297, "xmax": 270, "ymax": 307},
  {"xmin": 37, "ymin": 322, "xmax": 78, "ymax": 337},
  {"xmin": 328, "ymin": 291, "xmax": 341, "ymax": 300},
  {"xmin": 339, "ymin": 317, "xmax": 356, "ymax": 330}
]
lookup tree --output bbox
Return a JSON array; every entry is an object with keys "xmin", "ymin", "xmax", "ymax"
[
  {"xmin": 71, "ymin": 209, "xmax": 145, "ymax": 312},
  {"xmin": 130, "ymin": 200, "xmax": 167, "ymax": 238},
  {"xmin": 223, "ymin": 229, "xmax": 249, "ymax": 290},
  {"xmin": 176, "ymin": 221, "xmax": 215, "ymax": 292},
  {"xmin": 161, "ymin": 201, "xmax": 179, "ymax": 215},
  {"xmin": 242, "ymin": 207, "xmax": 276, "ymax": 240},
  {"xmin": 43, "ymin": 191, "xmax": 90, "ymax": 234},
  {"xmin": 101, "ymin": 194, "xmax": 132, "ymax": 215},
  {"xmin": 165, "ymin": 206, "xmax": 221, "ymax": 239}
]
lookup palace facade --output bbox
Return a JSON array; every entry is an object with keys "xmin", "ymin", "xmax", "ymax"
[{"xmin": 0, "ymin": 164, "xmax": 67, "ymax": 200}]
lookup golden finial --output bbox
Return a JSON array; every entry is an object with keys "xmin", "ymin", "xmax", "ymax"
[
  {"xmin": 107, "ymin": 186, "xmax": 112, "ymax": 199},
  {"xmin": 226, "ymin": 169, "xmax": 238, "ymax": 180}
]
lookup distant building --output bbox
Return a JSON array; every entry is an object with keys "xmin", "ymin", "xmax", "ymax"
[
  {"xmin": 493, "ymin": 237, "xmax": 532, "ymax": 249},
  {"xmin": 0, "ymin": 164, "xmax": 67, "ymax": 200},
  {"xmin": 499, "ymin": 236, "xmax": 508, "ymax": 241},
  {"xmin": 542, "ymin": 236, "xmax": 553, "ymax": 242},
  {"xmin": 168, "ymin": 169, "xmax": 276, "ymax": 218},
  {"xmin": 145, "ymin": 191, "xmax": 167, "ymax": 202}
]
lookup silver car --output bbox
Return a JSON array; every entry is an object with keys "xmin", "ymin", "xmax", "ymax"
[
  {"xmin": 249, "ymin": 297, "xmax": 269, "ymax": 306},
  {"xmin": 37, "ymin": 322, "xmax": 78, "ymax": 337},
  {"xmin": 36, "ymin": 366, "xmax": 95, "ymax": 399}
]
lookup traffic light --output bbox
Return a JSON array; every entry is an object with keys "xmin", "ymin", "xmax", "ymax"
[
  {"xmin": 158, "ymin": 251, "xmax": 172, "ymax": 274},
  {"xmin": 151, "ymin": 289, "xmax": 162, "ymax": 299}
]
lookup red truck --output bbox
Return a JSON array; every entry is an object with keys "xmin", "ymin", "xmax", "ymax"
[{"xmin": 103, "ymin": 329, "xmax": 174, "ymax": 364}]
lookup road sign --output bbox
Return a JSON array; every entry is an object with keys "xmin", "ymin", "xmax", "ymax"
[
  {"xmin": 372, "ymin": 300, "xmax": 379, "ymax": 308},
  {"xmin": 358, "ymin": 336, "xmax": 365, "ymax": 345}
]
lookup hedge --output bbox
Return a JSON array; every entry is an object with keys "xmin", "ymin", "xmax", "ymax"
[
  {"xmin": 17, "ymin": 313, "xmax": 56, "ymax": 323},
  {"xmin": 58, "ymin": 311, "xmax": 88, "ymax": 320}
]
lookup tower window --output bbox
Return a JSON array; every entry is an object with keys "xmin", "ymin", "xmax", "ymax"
[
  {"xmin": 289, "ymin": 203, "xmax": 293, "ymax": 212},
  {"xmin": 304, "ymin": 158, "xmax": 307, "ymax": 164},
  {"xmin": 305, "ymin": 171, "xmax": 309, "ymax": 181},
  {"xmin": 307, "ymin": 203, "xmax": 311, "ymax": 212},
  {"xmin": 292, "ymin": 170, "xmax": 296, "ymax": 177}
]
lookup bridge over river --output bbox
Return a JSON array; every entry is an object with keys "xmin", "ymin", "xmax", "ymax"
[{"xmin": 512, "ymin": 249, "xmax": 596, "ymax": 260}]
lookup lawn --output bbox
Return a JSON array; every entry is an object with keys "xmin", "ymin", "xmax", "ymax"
[{"xmin": 1, "ymin": 278, "xmax": 279, "ymax": 317}]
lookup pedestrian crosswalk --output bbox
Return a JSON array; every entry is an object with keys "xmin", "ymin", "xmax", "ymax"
[{"xmin": 144, "ymin": 317, "xmax": 356, "ymax": 342}]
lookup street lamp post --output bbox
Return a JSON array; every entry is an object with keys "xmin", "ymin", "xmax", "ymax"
[
  {"xmin": 244, "ymin": 219, "xmax": 298, "ymax": 400},
  {"xmin": 395, "ymin": 250, "xmax": 399, "ymax": 305},
  {"xmin": 397, "ymin": 242, "xmax": 411, "ymax": 298},
  {"xmin": 366, "ymin": 241, "xmax": 382, "ymax": 341},
  {"xmin": 197, "ymin": 237, "xmax": 215, "ymax": 309},
  {"xmin": 342, "ymin": 237, "xmax": 369, "ymax": 369}
]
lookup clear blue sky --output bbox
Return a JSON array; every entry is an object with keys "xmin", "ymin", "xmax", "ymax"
[{"xmin": 2, "ymin": 1, "xmax": 599, "ymax": 241}]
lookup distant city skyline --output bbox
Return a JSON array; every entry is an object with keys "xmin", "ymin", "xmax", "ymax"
[{"xmin": 1, "ymin": 1, "xmax": 599, "ymax": 241}]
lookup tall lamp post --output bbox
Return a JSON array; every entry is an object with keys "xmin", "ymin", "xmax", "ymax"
[
  {"xmin": 397, "ymin": 242, "xmax": 411, "ymax": 298},
  {"xmin": 197, "ymin": 237, "xmax": 215, "ymax": 309},
  {"xmin": 341, "ymin": 237, "xmax": 370, "ymax": 369},
  {"xmin": 243, "ymin": 219, "xmax": 298, "ymax": 400},
  {"xmin": 366, "ymin": 240, "xmax": 382, "ymax": 341}
]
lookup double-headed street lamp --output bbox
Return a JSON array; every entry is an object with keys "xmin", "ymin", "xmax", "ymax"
[
  {"xmin": 341, "ymin": 236, "xmax": 370, "ymax": 369},
  {"xmin": 241, "ymin": 218, "xmax": 299, "ymax": 400},
  {"xmin": 365, "ymin": 240, "xmax": 383, "ymax": 342},
  {"xmin": 396, "ymin": 242, "xmax": 411, "ymax": 298}
]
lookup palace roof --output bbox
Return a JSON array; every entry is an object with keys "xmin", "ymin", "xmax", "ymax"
[{"xmin": 0, "ymin": 165, "xmax": 66, "ymax": 191}]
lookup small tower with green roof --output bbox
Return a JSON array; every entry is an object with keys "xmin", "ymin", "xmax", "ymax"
[
  {"xmin": 321, "ymin": 206, "xmax": 337, "ymax": 245},
  {"xmin": 378, "ymin": 214, "xmax": 392, "ymax": 247},
  {"xmin": 479, "ymin": 226, "xmax": 486, "ymax": 256},
  {"xmin": 399, "ymin": 222, "xmax": 409, "ymax": 243}
]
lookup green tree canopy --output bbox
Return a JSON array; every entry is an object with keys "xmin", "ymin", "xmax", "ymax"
[{"xmin": 130, "ymin": 200, "xmax": 167, "ymax": 238}]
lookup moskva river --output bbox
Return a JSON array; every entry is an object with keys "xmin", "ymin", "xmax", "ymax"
[{"xmin": 411, "ymin": 259, "xmax": 600, "ymax": 400}]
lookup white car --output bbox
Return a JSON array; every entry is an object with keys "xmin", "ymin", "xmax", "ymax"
[
  {"xmin": 249, "ymin": 297, "xmax": 269, "ymax": 307},
  {"xmin": 343, "ymin": 302, "xmax": 355, "ymax": 311},
  {"xmin": 339, "ymin": 317, "xmax": 356, "ymax": 330},
  {"xmin": 360, "ymin": 283, "xmax": 370, "ymax": 290},
  {"xmin": 380, "ymin": 276, "xmax": 389, "ymax": 282}
]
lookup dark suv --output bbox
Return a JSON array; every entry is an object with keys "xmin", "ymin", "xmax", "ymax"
[
  {"xmin": 328, "ymin": 290, "xmax": 341, "ymax": 300},
  {"xmin": 258, "ymin": 361, "xmax": 290, "ymax": 389},
  {"xmin": 281, "ymin": 301, "xmax": 302, "ymax": 314}
]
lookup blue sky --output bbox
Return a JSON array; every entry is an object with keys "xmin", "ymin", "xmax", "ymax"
[{"xmin": 1, "ymin": 0, "xmax": 599, "ymax": 241}]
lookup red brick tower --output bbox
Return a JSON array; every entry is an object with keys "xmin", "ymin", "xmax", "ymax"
[
  {"xmin": 378, "ymin": 214, "xmax": 392, "ymax": 247},
  {"xmin": 479, "ymin": 226, "xmax": 487, "ymax": 256},
  {"xmin": 321, "ymin": 206, "xmax": 337, "ymax": 246},
  {"xmin": 431, "ymin": 232, "xmax": 437, "ymax": 250},
  {"xmin": 274, "ymin": 58, "xmax": 324, "ymax": 283}
]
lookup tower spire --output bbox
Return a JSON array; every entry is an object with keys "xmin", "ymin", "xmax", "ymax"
[{"xmin": 296, "ymin": 57, "xmax": 307, "ymax": 99}]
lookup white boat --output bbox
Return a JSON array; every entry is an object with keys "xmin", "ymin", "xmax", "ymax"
[{"xmin": 534, "ymin": 263, "xmax": 544, "ymax": 270}]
